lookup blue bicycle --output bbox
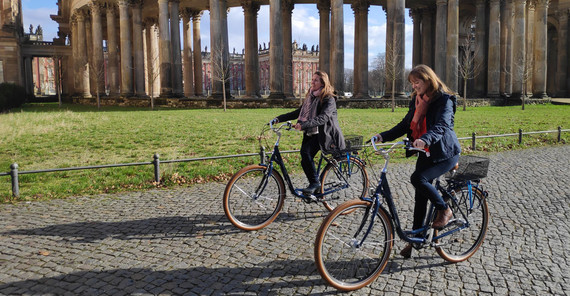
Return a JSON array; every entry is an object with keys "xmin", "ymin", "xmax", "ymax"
[
  {"xmin": 314, "ymin": 138, "xmax": 490, "ymax": 291},
  {"xmin": 223, "ymin": 121, "xmax": 369, "ymax": 231}
]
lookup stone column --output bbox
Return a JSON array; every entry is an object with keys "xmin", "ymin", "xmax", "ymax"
[
  {"xmin": 86, "ymin": 19, "xmax": 95, "ymax": 96},
  {"xmin": 421, "ymin": 7, "xmax": 433, "ymax": 67},
  {"xmin": 243, "ymin": 1, "xmax": 260, "ymax": 98},
  {"xmin": 352, "ymin": 3, "xmax": 361, "ymax": 97},
  {"xmin": 145, "ymin": 18, "xmax": 160, "ymax": 98},
  {"xmin": 393, "ymin": 0, "xmax": 405, "ymax": 97},
  {"xmin": 410, "ymin": 8, "xmax": 421, "ymax": 67},
  {"xmin": 89, "ymin": 2, "xmax": 105, "ymax": 97},
  {"xmin": 170, "ymin": 0, "xmax": 183, "ymax": 97},
  {"xmin": 317, "ymin": 0, "xmax": 330, "ymax": 75},
  {"xmin": 446, "ymin": 0, "xmax": 459, "ymax": 92},
  {"xmin": 353, "ymin": 0, "xmax": 369, "ymax": 99},
  {"xmin": 511, "ymin": 0, "xmax": 526, "ymax": 98},
  {"xmin": 70, "ymin": 17, "xmax": 78, "ymax": 95},
  {"xmin": 192, "ymin": 11, "xmax": 203, "ymax": 96},
  {"xmin": 502, "ymin": 0, "xmax": 514, "ymax": 96},
  {"xmin": 282, "ymin": 0, "xmax": 294, "ymax": 99},
  {"xmin": 435, "ymin": 0, "xmax": 448, "ymax": 79},
  {"xmin": 132, "ymin": 0, "xmax": 145, "ymax": 96},
  {"xmin": 474, "ymin": 0, "xmax": 486, "ymax": 96},
  {"xmin": 118, "ymin": 0, "xmax": 133, "ymax": 96},
  {"xmin": 487, "ymin": 0, "xmax": 501, "ymax": 97},
  {"xmin": 526, "ymin": 1, "xmax": 535, "ymax": 97},
  {"xmin": 181, "ymin": 9, "xmax": 195, "ymax": 97},
  {"xmin": 209, "ymin": 0, "xmax": 230, "ymax": 98},
  {"xmin": 76, "ymin": 10, "xmax": 90, "ymax": 97},
  {"xmin": 158, "ymin": 0, "xmax": 172, "ymax": 96},
  {"xmin": 268, "ymin": 0, "xmax": 285, "ymax": 99},
  {"xmin": 557, "ymin": 9, "xmax": 568, "ymax": 96},
  {"xmin": 106, "ymin": 3, "xmax": 119, "ymax": 96},
  {"xmin": 330, "ymin": 0, "xmax": 344, "ymax": 94},
  {"xmin": 532, "ymin": 0, "xmax": 548, "ymax": 98}
]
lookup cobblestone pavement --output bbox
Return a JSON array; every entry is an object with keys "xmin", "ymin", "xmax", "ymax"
[{"xmin": 1, "ymin": 145, "xmax": 569, "ymax": 295}]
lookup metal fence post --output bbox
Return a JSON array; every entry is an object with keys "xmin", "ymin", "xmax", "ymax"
[
  {"xmin": 558, "ymin": 126, "xmax": 562, "ymax": 142},
  {"xmin": 259, "ymin": 146, "xmax": 266, "ymax": 165},
  {"xmin": 518, "ymin": 128, "xmax": 523, "ymax": 144},
  {"xmin": 10, "ymin": 163, "xmax": 19, "ymax": 198},
  {"xmin": 153, "ymin": 153, "xmax": 160, "ymax": 183},
  {"xmin": 471, "ymin": 132, "xmax": 476, "ymax": 151}
]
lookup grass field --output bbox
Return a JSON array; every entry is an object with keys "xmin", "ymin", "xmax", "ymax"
[{"xmin": 1, "ymin": 103, "xmax": 568, "ymax": 202}]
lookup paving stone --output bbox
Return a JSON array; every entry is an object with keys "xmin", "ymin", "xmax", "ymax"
[{"xmin": 0, "ymin": 145, "xmax": 568, "ymax": 295}]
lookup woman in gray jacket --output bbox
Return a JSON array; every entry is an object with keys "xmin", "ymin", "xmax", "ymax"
[{"xmin": 273, "ymin": 71, "xmax": 345, "ymax": 195}]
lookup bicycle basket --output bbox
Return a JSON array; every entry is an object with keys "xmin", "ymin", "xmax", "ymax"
[
  {"xmin": 448, "ymin": 155, "xmax": 490, "ymax": 180},
  {"xmin": 344, "ymin": 135, "xmax": 364, "ymax": 151}
]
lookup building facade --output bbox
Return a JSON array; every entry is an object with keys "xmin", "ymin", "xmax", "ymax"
[{"xmin": 1, "ymin": 0, "xmax": 569, "ymax": 104}]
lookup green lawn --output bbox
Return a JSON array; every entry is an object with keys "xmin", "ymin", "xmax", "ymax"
[{"xmin": 1, "ymin": 103, "xmax": 568, "ymax": 202}]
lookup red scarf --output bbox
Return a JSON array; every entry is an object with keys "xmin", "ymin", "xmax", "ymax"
[{"xmin": 410, "ymin": 93, "xmax": 430, "ymax": 150}]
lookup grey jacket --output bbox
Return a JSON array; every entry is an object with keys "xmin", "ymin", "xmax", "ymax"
[{"xmin": 276, "ymin": 95, "xmax": 346, "ymax": 154}]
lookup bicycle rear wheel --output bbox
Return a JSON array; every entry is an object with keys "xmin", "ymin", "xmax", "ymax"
[
  {"xmin": 314, "ymin": 199, "xmax": 393, "ymax": 291},
  {"xmin": 435, "ymin": 186, "xmax": 489, "ymax": 262},
  {"xmin": 223, "ymin": 164, "xmax": 285, "ymax": 231},
  {"xmin": 320, "ymin": 155, "xmax": 369, "ymax": 212}
]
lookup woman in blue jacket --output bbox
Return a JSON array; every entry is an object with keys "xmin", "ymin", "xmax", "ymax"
[{"xmin": 374, "ymin": 64, "xmax": 461, "ymax": 259}]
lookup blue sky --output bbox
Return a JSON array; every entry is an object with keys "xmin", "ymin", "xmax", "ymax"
[{"xmin": 22, "ymin": 1, "xmax": 413, "ymax": 70}]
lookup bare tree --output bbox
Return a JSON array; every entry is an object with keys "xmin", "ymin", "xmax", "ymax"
[
  {"xmin": 210, "ymin": 40, "xmax": 232, "ymax": 111},
  {"xmin": 51, "ymin": 49, "xmax": 65, "ymax": 108},
  {"xmin": 147, "ymin": 50, "xmax": 160, "ymax": 110},
  {"xmin": 89, "ymin": 58, "xmax": 106, "ymax": 110},
  {"xmin": 371, "ymin": 52, "xmax": 386, "ymax": 97},
  {"xmin": 457, "ymin": 33, "xmax": 484, "ymax": 111},
  {"xmin": 384, "ymin": 34, "xmax": 403, "ymax": 112}
]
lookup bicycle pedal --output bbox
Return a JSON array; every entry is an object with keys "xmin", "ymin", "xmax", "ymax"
[{"xmin": 302, "ymin": 195, "xmax": 319, "ymax": 203}]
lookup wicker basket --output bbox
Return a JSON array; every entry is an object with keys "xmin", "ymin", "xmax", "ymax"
[
  {"xmin": 344, "ymin": 135, "xmax": 364, "ymax": 151},
  {"xmin": 449, "ymin": 155, "xmax": 490, "ymax": 180}
]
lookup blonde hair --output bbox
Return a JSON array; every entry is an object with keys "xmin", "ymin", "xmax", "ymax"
[
  {"xmin": 407, "ymin": 64, "xmax": 453, "ymax": 97},
  {"xmin": 306, "ymin": 71, "xmax": 335, "ymax": 102}
]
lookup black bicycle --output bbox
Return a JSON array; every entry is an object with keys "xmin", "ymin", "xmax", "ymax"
[
  {"xmin": 314, "ymin": 138, "xmax": 490, "ymax": 291},
  {"xmin": 223, "ymin": 121, "xmax": 369, "ymax": 231}
]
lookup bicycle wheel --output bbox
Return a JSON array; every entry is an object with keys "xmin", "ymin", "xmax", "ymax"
[
  {"xmin": 435, "ymin": 186, "xmax": 489, "ymax": 262},
  {"xmin": 315, "ymin": 199, "xmax": 393, "ymax": 291},
  {"xmin": 320, "ymin": 155, "xmax": 369, "ymax": 212},
  {"xmin": 223, "ymin": 164, "xmax": 285, "ymax": 231}
]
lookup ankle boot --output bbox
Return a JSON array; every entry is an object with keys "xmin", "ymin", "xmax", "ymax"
[
  {"xmin": 400, "ymin": 244, "xmax": 413, "ymax": 259},
  {"xmin": 432, "ymin": 207, "xmax": 453, "ymax": 229}
]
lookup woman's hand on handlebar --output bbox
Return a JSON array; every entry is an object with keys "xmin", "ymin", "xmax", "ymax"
[
  {"xmin": 293, "ymin": 123, "xmax": 302, "ymax": 131},
  {"xmin": 412, "ymin": 139, "xmax": 426, "ymax": 149}
]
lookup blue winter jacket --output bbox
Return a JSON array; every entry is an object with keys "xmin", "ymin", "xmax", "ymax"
[{"xmin": 380, "ymin": 91, "xmax": 461, "ymax": 163}]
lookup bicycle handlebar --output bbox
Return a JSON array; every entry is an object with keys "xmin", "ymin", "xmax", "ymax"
[
  {"xmin": 370, "ymin": 136, "xmax": 430, "ymax": 157},
  {"xmin": 268, "ymin": 120, "xmax": 293, "ymax": 131}
]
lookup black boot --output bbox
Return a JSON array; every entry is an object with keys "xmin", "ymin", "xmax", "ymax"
[{"xmin": 302, "ymin": 182, "xmax": 321, "ymax": 195}]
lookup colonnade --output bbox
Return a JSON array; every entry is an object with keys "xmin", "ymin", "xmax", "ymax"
[
  {"xmin": 59, "ymin": 0, "xmax": 569, "ymax": 101},
  {"xmin": 68, "ymin": 0, "xmax": 204, "ymax": 98}
]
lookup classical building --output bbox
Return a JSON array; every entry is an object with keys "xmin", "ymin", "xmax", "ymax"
[
  {"xmin": 1, "ymin": 0, "xmax": 569, "ymax": 106},
  {"xmin": 201, "ymin": 41, "xmax": 319, "ymax": 97}
]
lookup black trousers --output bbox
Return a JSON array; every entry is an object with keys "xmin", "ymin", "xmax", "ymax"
[
  {"xmin": 410, "ymin": 153, "xmax": 459, "ymax": 230},
  {"xmin": 300, "ymin": 134, "xmax": 320, "ymax": 185}
]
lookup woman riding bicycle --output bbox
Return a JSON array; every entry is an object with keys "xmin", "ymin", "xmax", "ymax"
[
  {"xmin": 272, "ymin": 71, "xmax": 345, "ymax": 195},
  {"xmin": 373, "ymin": 64, "xmax": 461, "ymax": 258}
]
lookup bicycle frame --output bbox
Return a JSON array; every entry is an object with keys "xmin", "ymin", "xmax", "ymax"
[
  {"xmin": 360, "ymin": 140, "xmax": 483, "ymax": 248},
  {"xmin": 262, "ymin": 124, "xmax": 356, "ymax": 200}
]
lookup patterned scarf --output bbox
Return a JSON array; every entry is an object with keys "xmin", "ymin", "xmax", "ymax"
[
  {"xmin": 410, "ymin": 93, "xmax": 430, "ymax": 143},
  {"xmin": 298, "ymin": 92, "xmax": 320, "ymax": 135}
]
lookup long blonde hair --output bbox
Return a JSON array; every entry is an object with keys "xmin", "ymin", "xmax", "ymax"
[
  {"xmin": 306, "ymin": 71, "xmax": 335, "ymax": 102},
  {"xmin": 407, "ymin": 64, "xmax": 453, "ymax": 97}
]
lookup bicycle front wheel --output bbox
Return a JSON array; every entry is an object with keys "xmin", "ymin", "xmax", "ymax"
[
  {"xmin": 435, "ymin": 186, "xmax": 489, "ymax": 262},
  {"xmin": 320, "ymin": 155, "xmax": 369, "ymax": 212},
  {"xmin": 315, "ymin": 199, "xmax": 393, "ymax": 291},
  {"xmin": 223, "ymin": 165, "xmax": 285, "ymax": 231}
]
